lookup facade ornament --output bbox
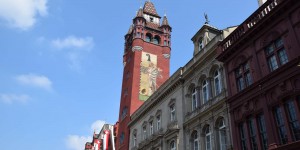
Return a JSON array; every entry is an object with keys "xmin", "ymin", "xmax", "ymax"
[
  {"xmin": 163, "ymin": 54, "xmax": 170, "ymax": 59},
  {"xmin": 132, "ymin": 46, "xmax": 143, "ymax": 52}
]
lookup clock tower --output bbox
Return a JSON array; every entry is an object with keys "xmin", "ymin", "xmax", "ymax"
[{"xmin": 116, "ymin": 1, "xmax": 171, "ymax": 149}]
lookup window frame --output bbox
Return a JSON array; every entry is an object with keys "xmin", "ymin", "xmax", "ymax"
[
  {"xmin": 170, "ymin": 104, "xmax": 176, "ymax": 122},
  {"xmin": 204, "ymin": 126, "xmax": 211, "ymax": 150},
  {"xmin": 170, "ymin": 140, "xmax": 176, "ymax": 150},
  {"xmin": 192, "ymin": 87, "xmax": 198, "ymax": 111},
  {"xmin": 265, "ymin": 38, "xmax": 288, "ymax": 72},
  {"xmin": 218, "ymin": 118, "xmax": 226, "ymax": 150},
  {"xmin": 214, "ymin": 70, "xmax": 222, "ymax": 96},
  {"xmin": 235, "ymin": 62, "xmax": 252, "ymax": 92},
  {"xmin": 202, "ymin": 79, "xmax": 209, "ymax": 103}
]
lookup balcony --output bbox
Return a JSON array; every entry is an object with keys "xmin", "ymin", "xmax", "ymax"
[{"xmin": 218, "ymin": 0, "xmax": 282, "ymax": 53}]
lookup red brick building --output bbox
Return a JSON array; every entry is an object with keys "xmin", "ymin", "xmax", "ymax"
[
  {"xmin": 116, "ymin": 1, "xmax": 171, "ymax": 149},
  {"xmin": 217, "ymin": 0, "xmax": 300, "ymax": 149}
]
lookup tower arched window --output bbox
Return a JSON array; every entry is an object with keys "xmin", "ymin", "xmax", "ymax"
[
  {"xmin": 204, "ymin": 126, "xmax": 211, "ymax": 150},
  {"xmin": 192, "ymin": 87, "xmax": 198, "ymax": 111},
  {"xmin": 146, "ymin": 33, "xmax": 152, "ymax": 42},
  {"xmin": 218, "ymin": 118, "xmax": 227, "ymax": 150},
  {"xmin": 214, "ymin": 70, "xmax": 221, "ymax": 95},
  {"xmin": 192, "ymin": 131, "xmax": 199, "ymax": 150},
  {"xmin": 153, "ymin": 36, "xmax": 160, "ymax": 45},
  {"xmin": 199, "ymin": 38, "xmax": 204, "ymax": 51},
  {"xmin": 202, "ymin": 80, "xmax": 209, "ymax": 103}
]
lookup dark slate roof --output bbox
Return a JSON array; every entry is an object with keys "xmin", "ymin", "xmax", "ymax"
[
  {"xmin": 136, "ymin": 8, "xmax": 144, "ymax": 18},
  {"xmin": 143, "ymin": 1, "xmax": 160, "ymax": 17},
  {"xmin": 162, "ymin": 15, "xmax": 170, "ymax": 26},
  {"xmin": 146, "ymin": 22, "xmax": 161, "ymax": 31}
]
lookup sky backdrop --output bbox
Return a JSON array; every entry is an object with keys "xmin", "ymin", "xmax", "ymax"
[{"xmin": 0, "ymin": 0, "xmax": 258, "ymax": 150}]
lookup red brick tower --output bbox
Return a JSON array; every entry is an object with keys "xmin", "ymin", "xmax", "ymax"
[{"xmin": 116, "ymin": 1, "xmax": 171, "ymax": 149}]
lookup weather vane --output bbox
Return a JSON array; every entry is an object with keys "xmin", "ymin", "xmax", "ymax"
[{"xmin": 204, "ymin": 13, "xmax": 209, "ymax": 24}]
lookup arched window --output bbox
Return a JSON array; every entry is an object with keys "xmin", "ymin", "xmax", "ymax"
[
  {"xmin": 170, "ymin": 140, "xmax": 176, "ymax": 150},
  {"xmin": 142, "ymin": 124, "xmax": 147, "ymax": 140},
  {"xmin": 199, "ymin": 38, "xmax": 204, "ymax": 51},
  {"xmin": 205, "ymin": 126, "xmax": 211, "ymax": 150},
  {"xmin": 132, "ymin": 131, "xmax": 137, "ymax": 147},
  {"xmin": 146, "ymin": 33, "xmax": 152, "ymax": 42},
  {"xmin": 214, "ymin": 70, "xmax": 221, "ymax": 95},
  {"xmin": 153, "ymin": 36, "xmax": 160, "ymax": 45},
  {"xmin": 192, "ymin": 87, "xmax": 198, "ymax": 111},
  {"xmin": 192, "ymin": 131, "xmax": 199, "ymax": 150},
  {"xmin": 170, "ymin": 104, "xmax": 176, "ymax": 122},
  {"xmin": 202, "ymin": 80, "xmax": 209, "ymax": 103},
  {"xmin": 218, "ymin": 118, "xmax": 226, "ymax": 150}
]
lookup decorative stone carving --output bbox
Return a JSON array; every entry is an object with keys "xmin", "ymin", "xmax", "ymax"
[
  {"xmin": 163, "ymin": 54, "xmax": 170, "ymax": 59},
  {"xmin": 132, "ymin": 46, "xmax": 143, "ymax": 52}
]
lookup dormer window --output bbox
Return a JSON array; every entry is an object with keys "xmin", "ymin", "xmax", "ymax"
[
  {"xmin": 150, "ymin": 17, "xmax": 154, "ymax": 22},
  {"xmin": 199, "ymin": 38, "xmax": 204, "ymax": 51}
]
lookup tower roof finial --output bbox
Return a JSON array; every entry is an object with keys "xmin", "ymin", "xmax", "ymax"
[{"xmin": 204, "ymin": 13, "xmax": 210, "ymax": 24}]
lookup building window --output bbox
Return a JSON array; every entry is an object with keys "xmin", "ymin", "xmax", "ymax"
[
  {"xmin": 248, "ymin": 117, "xmax": 258, "ymax": 150},
  {"xmin": 164, "ymin": 40, "xmax": 167, "ymax": 46},
  {"xmin": 192, "ymin": 131, "xmax": 199, "ymax": 150},
  {"xmin": 170, "ymin": 140, "xmax": 176, "ymax": 150},
  {"xmin": 143, "ymin": 125, "xmax": 147, "ymax": 140},
  {"xmin": 150, "ymin": 17, "xmax": 154, "ymax": 22},
  {"xmin": 121, "ymin": 107, "xmax": 128, "ymax": 120},
  {"xmin": 218, "ymin": 118, "xmax": 226, "ymax": 150},
  {"xmin": 149, "ymin": 121, "xmax": 154, "ymax": 135},
  {"xmin": 146, "ymin": 33, "xmax": 152, "ymax": 42},
  {"xmin": 285, "ymin": 100, "xmax": 300, "ymax": 141},
  {"xmin": 156, "ymin": 115, "xmax": 161, "ymax": 131},
  {"xmin": 199, "ymin": 38, "xmax": 203, "ymax": 51},
  {"xmin": 170, "ymin": 104, "xmax": 176, "ymax": 122},
  {"xmin": 239, "ymin": 123, "xmax": 247, "ymax": 150},
  {"xmin": 153, "ymin": 36, "xmax": 160, "ymax": 45},
  {"xmin": 136, "ymin": 32, "xmax": 141, "ymax": 38},
  {"xmin": 120, "ymin": 132, "xmax": 125, "ymax": 144},
  {"xmin": 192, "ymin": 87, "xmax": 198, "ymax": 111},
  {"xmin": 202, "ymin": 80, "xmax": 209, "ymax": 103},
  {"xmin": 235, "ymin": 62, "xmax": 252, "ymax": 91},
  {"xmin": 274, "ymin": 106, "xmax": 288, "ymax": 144},
  {"xmin": 214, "ymin": 70, "xmax": 222, "ymax": 95},
  {"xmin": 265, "ymin": 38, "xmax": 288, "ymax": 72},
  {"xmin": 133, "ymin": 132, "xmax": 137, "ymax": 147},
  {"xmin": 257, "ymin": 114, "xmax": 268, "ymax": 150},
  {"xmin": 204, "ymin": 126, "xmax": 211, "ymax": 150}
]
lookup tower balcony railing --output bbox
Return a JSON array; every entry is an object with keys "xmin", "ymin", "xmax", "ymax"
[{"xmin": 218, "ymin": 0, "xmax": 282, "ymax": 53}]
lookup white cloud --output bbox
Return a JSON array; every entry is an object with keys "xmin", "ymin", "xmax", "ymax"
[
  {"xmin": 91, "ymin": 120, "xmax": 106, "ymax": 133},
  {"xmin": 50, "ymin": 36, "xmax": 94, "ymax": 72},
  {"xmin": 0, "ymin": 94, "xmax": 31, "ymax": 104},
  {"xmin": 15, "ymin": 74, "xmax": 52, "ymax": 91},
  {"xmin": 65, "ymin": 120, "xmax": 106, "ymax": 150},
  {"xmin": 0, "ymin": 0, "xmax": 48, "ymax": 30},
  {"xmin": 51, "ymin": 36, "xmax": 94, "ymax": 50},
  {"xmin": 66, "ymin": 135, "xmax": 92, "ymax": 150}
]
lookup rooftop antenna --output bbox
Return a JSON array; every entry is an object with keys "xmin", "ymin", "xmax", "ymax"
[{"xmin": 204, "ymin": 13, "xmax": 209, "ymax": 24}]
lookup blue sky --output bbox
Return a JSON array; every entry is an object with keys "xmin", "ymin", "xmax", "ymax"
[{"xmin": 0, "ymin": 0, "xmax": 258, "ymax": 150}]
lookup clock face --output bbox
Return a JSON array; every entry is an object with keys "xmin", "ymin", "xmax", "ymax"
[{"xmin": 139, "ymin": 52, "xmax": 163, "ymax": 101}]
